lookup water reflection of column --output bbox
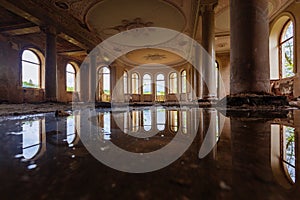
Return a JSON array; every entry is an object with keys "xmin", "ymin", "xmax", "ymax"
[
  {"xmin": 231, "ymin": 119, "xmax": 273, "ymax": 199},
  {"xmin": 201, "ymin": 109, "xmax": 217, "ymax": 160},
  {"xmin": 294, "ymin": 110, "xmax": 300, "ymax": 187}
]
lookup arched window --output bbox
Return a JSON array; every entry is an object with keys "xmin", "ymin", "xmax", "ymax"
[
  {"xmin": 156, "ymin": 107, "xmax": 166, "ymax": 131},
  {"xmin": 280, "ymin": 20, "xmax": 294, "ymax": 78},
  {"xmin": 22, "ymin": 49, "xmax": 41, "ymax": 88},
  {"xmin": 181, "ymin": 70, "xmax": 187, "ymax": 93},
  {"xmin": 143, "ymin": 74, "xmax": 152, "ymax": 94},
  {"xmin": 281, "ymin": 125, "xmax": 296, "ymax": 183},
  {"xmin": 169, "ymin": 72, "xmax": 178, "ymax": 94},
  {"xmin": 156, "ymin": 74, "xmax": 165, "ymax": 101},
  {"xmin": 123, "ymin": 71, "xmax": 128, "ymax": 94},
  {"xmin": 143, "ymin": 109, "xmax": 151, "ymax": 131},
  {"xmin": 98, "ymin": 67, "xmax": 110, "ymax": 102},
  {"xmin": 132, "ymin": 73, "xmax": 139, "ymax": 94},
  {"xmin": 66, "ymin": 63, "xmax": 76, "ymax": 92}
]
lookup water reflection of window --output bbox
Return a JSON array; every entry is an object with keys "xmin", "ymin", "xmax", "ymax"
[
  {"xmin": 98, "ymin": 112, "xmax": 111, "ymax": 140},
  {"xmin": 156, "ymin": 107, "xmax": 166, "ymax": 131},
  {"xmin": 124, "ymin": 112, "xmax": 129, "ymax": 133},
  {"xmin": 132, "ymin": 111, "xmax": 140, "ymax": 132},
  {"xmin": 216, "ymin": 113, "xmax": 219, "ymax": 142},
  {"xmin": 169, "ymin": 110, "xmax": 178, "ymax": 133},
  {"xmin": 281, "ymin": 125, "xmax": 296, "ymax": 183},
  {"xmin": 181, "ymin": 111, "xmax": 187, "ymax": 134},
  {"xmin": 143, "ymin": 109, "xmax": 152, "ymax": 131},
  {"xmin": 22, "ymin": 120, "xmax": 41, "ymax": 159},
  {"xmin": 66, "ymin": 116, "xmax": 76, "ymax": 144}
]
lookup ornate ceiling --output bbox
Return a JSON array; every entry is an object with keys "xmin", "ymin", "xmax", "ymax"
[{"xmin": 0, "ymin": 0, "xmax": 296, "ymax": 63}]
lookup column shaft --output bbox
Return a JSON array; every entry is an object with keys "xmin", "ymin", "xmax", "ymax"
[
  {"xmin": 201, "ymin": 4, "xmax": 217, "ymax": 99},
  {"xmin": 230, "ymin": 0, "xmax": 270, "ymax": 94},
  {"xmin": 89, "ymin": 53, "xmax": 97, "ymax": 102},
  {"xmin": 45, "ymin": 27, "xmax": 57, "ymax": 101}
]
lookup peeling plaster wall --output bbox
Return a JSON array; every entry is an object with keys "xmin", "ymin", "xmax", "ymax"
[
  {"xmin": 216, "ymin": 53, "xmax": 230, "ymax": 99},
  {"xmin": 0, "ymin": 38, "xmax": 23, "ymax": 103}
]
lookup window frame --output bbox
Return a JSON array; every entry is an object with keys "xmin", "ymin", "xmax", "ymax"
[
  {"xmin": 169, "ymin": 72, "xmax": 178, "ymax": 94},
  {"xmin": 142, "ymin": 74, "xmax": 152, "ymax": 95},
  {"xmin": 66, "ymin": 63, "xmax": 76, "ymax": 92},
  {"xmin": 131, "ymin": 73, "xmax": 140, "ymax": 94},
  {"xmin": 21, "ymin": 49, "xmax": 42, "ymax": 89},
  {"xmin": 279, "ymin": 20, "xmax": 295, "ymax": 79},
  {"xmin": 181, "ymin": 70, "xmax": 187, "ymax": 93}
]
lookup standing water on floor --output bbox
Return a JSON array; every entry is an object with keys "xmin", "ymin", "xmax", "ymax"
[{"xmin": 0, "ymin": 107, "xmax": 299, "ymax": 199}]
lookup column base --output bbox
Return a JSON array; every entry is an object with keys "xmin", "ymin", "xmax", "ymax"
[{"xmin": 217, "ymin": 94, "xmax": 289, "ymax": 108}]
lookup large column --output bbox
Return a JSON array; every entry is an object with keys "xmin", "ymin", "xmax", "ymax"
[
  {"xmin": 201, "ymin": 1, "xmax": 217, "ymax": 100},
  {"xmin": 45, "ymin": 26, "xmax": 57, "ymax": 101},
  {"xmin": 89, "ymin": 51, "xmax": 97, "ymax": 102},
  {"xmin": 80, "ymin": 63, "xmax": 89, "ymax": 102},
  {"xmin": 230, "ymin": 0, "xmax": 270, "ymax": 95}
]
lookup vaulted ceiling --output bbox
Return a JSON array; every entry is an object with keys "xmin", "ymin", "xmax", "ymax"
[{"xmin": 0, "ymin": 0, "xmax": 295, "ymax": 64}]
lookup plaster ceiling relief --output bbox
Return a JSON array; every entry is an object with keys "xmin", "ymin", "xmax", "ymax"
[
  {"xmin": 86, "ymin": 0, "xmax": 186, "ymax": 40},
  {"xmin": 123, "ymin": 48, "xmax": 185, "ymax": 65},
  {"xmin": 215, "ymin": 35, "xmax": 230, "ymax": 52}
]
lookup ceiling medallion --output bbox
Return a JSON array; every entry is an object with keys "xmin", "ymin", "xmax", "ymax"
[
  {"xmin": 54, "ymin": 1, "xmax": 69, "ymax": 10},
  {"xmin": 113, "ymin": 18, "xmax": 153, "ymax": 32},
  {"xmin": 144, "ymin": 54, "xmax": 166, "ymax": 61},
  {"xmin": 54, "ymin": 0, "xmax": 82, "ymax": 10}
]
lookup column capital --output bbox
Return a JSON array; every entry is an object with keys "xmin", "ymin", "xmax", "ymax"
[
  {"xmin": 40, "ymin": 25, "xmax": 57, "ymax": 35},
  {"xmin": 200, "ymin": 0, "xmax": 218, "ymax": 13}
]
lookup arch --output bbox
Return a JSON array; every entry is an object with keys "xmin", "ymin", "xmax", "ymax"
[
  {"xmin": 21, "ymin": 49, "xmax": 42, "ymax": 88},
  {"xmin": 169, "ymin": 72, "xmax": 178, "ymax": 94},
  {"xmin": 143, "ymin": 74, "xmax": 152, "ymax": 94}
]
